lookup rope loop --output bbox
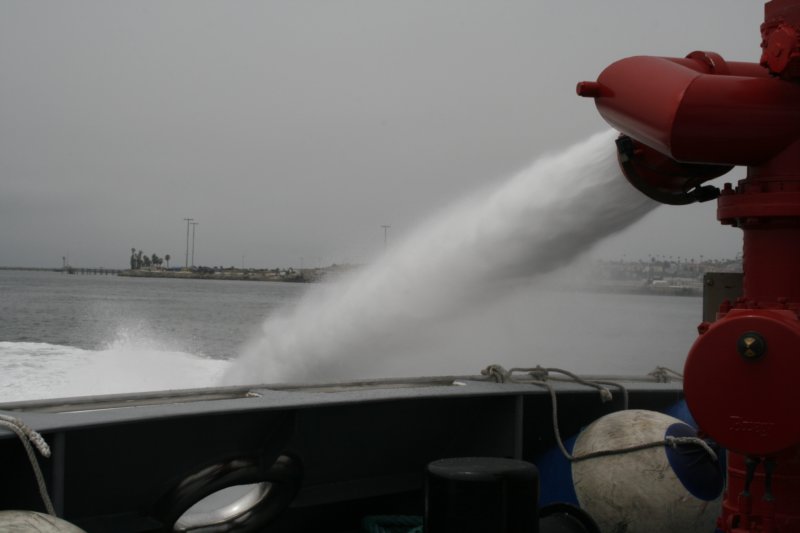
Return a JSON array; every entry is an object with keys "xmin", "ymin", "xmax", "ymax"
[
  {"xmin": 665, "ymin": 435, "xmax": 718, "ymax": 462},
  {"xmin": 0, "ymin": 415, "xmax": 51, "ymax": 458},
  {"xmin": 511, "ymin": 367, "xmax": 615, "ymax": 403},
  {"xmin": 0, "ymin": 414, "xmax": 56, "ymax": 516},
  {"xmin": 522, "ymin": 376, "xmax": 718, "ymax": 465},
  {"xmin": 481, "ymin": 364, "xmax": 512, "ymax": 383},
  {"xmin": 527, "ymin": 365, "xmax": 549, "ymax": 382},
  {"xmin": 649, "ymin": 366, "xmax": 684, "ymax": 382}
]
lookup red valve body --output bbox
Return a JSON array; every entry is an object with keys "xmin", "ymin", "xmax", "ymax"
[{"xmin": 579, "ymin": 2, "xmax": 800, "ymax": 530}]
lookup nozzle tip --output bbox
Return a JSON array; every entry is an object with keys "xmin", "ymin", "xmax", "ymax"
[{"xmin": 576, "ymin": 81, "xmax": 602, "ymax": 98}]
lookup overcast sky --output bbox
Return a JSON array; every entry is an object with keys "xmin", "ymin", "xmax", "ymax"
[{"xmin": 1, "ymin": 1, "xmax": 762, "ymax": 269}]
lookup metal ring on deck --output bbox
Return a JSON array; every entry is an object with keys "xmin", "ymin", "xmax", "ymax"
[{"xmin": 155, "ymin": 454, "xmax": 302, "ymax": 532}]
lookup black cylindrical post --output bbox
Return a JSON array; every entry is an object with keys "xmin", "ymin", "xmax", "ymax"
[{"xmin": 425, "ymin": 457, "xmax": 539, "ymax": 533}]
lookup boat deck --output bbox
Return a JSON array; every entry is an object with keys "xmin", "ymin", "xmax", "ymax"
[{"xmin": 0, "ymin": 371, "xmax": 685, "ymax": 532}]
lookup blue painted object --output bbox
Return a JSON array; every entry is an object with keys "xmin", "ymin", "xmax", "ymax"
[
  {"xmin": 664, "ymin": 400, "xmax": 698, "ymax": 427},
  {"xmin": 664, "ymin": 422, "xmax": 724, "ymax": 501},
  {"xmin": 534, "ymin": 434, "xmax": 579, "ymax": 507}
]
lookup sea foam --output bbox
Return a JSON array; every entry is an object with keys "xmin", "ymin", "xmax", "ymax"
[{"xmin": 0, "ymin": 340, "xmax": 229, "ymax": 402}]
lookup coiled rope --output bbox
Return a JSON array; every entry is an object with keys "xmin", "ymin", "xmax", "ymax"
[{"xmin": 0, "ymin": 414, "xmax": 56, "ymax": 515}]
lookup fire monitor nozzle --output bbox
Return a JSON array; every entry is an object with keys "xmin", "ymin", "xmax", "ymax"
[
  {"xmin": 579, "ymin": 3, "xmax": 800, "ymax": 529},
  {"xmin": 613, "ymin": 134, "xmax": 729, "ymax": 205}
]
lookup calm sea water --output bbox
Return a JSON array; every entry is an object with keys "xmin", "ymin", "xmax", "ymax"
[
  {"xmin": 0, "ymin": 269, "xmax": 702, "ymax": 402},
  {"xmin": 0, "ymin": 270, "xmax": 307, "ymax": 401},
  {"xmin": 2, "ymin": 133, "xmax": 692, "ymax": 402},
  {"xmin": 0, "ymin": 270, "xmax": 306, "ymax": 359}
]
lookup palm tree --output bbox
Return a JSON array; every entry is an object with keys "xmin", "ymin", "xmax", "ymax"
[{"xmin": 165, "ymin": 254, "xmax": 171, "ymax": 269}]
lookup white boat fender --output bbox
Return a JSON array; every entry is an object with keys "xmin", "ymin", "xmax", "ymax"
[
  {"xmin": 535, "ymin": 400, "xmax": 700, "ymax": 508},
  {"xmin": 0, "ymin": 510, "xmax": 86, "ymax": 532},
  {"xmin": 571, "ymin": 409, "xmax": 723, "ymax": 533}
]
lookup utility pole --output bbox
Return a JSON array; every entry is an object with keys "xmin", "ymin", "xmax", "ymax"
[
  {"xmin": 191, "ymin": 221, "xmax": 199, "ymax": 267},
  {"xmin": 381, "ymin": 225, "xmax": 391, "ymax": 250},
  {"xmin": 184, "ymin": 218, "xmax": 193, "ymax": 268}
]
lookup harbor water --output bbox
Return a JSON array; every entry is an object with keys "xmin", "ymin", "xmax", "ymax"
[
  {"xmin": 2, "ymin": 132, "xmax": 703, "ymax": 402},
  {"xmin": 0, "ymin": 269, "xmax": 701, "ymax": 403}
]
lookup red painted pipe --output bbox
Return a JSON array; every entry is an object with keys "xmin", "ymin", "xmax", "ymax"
[
  {"xmin": 578, "ymin": 2, "xmax": 800, "ymax": 530},
  {"xmin": 579, "ymin": 53, "xmax": 800, "ymax": 166}
]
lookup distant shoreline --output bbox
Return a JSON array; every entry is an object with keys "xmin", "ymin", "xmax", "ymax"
[
  {"xmin": 580, "ymin": 282, "xmax": 701, "ymax": 298},
  {"xmin": 118, "ymin": 268, "xmax": 313, "ymax": 282},
  {"xmin": 0, "ymin": 266, "xmax": 63, "ymax": 272},
  {"xmin": 1, "ymin": 266, "xmax": 701, "ymax": 295},
  {"xmin": 0, "ymin": 264, "xmax": 353, "ymax": 282}
]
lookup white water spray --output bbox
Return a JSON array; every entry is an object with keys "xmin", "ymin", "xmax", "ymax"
[
  {"xmin": 0, "ymin": 340, "xmax": 230, "ymax": 402},
  {"xmin": 224, "ymin": 130, "xmax": 657, "ymax": 385}
]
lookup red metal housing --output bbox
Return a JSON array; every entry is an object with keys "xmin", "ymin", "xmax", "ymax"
[{"xmin": 579, "ymin": 1, "xmax": 800, "ymax": 531}]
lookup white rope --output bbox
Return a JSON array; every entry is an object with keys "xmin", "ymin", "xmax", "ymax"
[
  {"xmin": 513, "ymin": 366, "xmax": 618, "ymax": 404},
  {"xmin": 0, "ymin": 414, "xmax": 56, "ymax": 516},
  {"xmin": 592, "ymin": 380, "xmax": 628, "ymax": 410},
  {"xmin": 649, "ymin": 366, "xmax": 684, "ymax": 382},
  {"xmin": 665, "ymin": 435, "xmax": 718, "ymax": 462},
  {"xmin": 527, "ymin": 378, "xmax": 718, "ymax": 464},
  {"xmin": 481, "ymin": 364, "xmax": 512, "ymax": 383},
  {"xmin": 480, "ymin": 363, "xmax": 714, "ymax": 463}
]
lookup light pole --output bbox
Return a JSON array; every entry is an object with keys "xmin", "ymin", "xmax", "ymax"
[
  {"xmin": 381, "ymin": 225, "xmax": 391, "ymax": 250},
  {"xmin": 191, "ymin": 221, "xmax": 199, "ymax": 267},
  {"xmin": 184, "ymin": 218, "xmax": 193, "ymax": 268}
]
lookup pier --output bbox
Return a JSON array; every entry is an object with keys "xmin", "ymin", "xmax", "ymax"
[
  {"xmin": 60, "ymin": 267, "xmax": 122, "ymax": 275},
  {"xmin": 0, "ymin": 266, "xmax": 119, "ymax": 275}
]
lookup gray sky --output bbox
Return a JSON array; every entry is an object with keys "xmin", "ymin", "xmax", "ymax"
[{"xmin": 1, "ymin": 1, "xmax": 761, "ymax": 269}]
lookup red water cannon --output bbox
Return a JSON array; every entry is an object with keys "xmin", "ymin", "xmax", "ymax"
[{"xmin": 579, "ymin": 1, "xmax": 800, "ymax": 531}]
